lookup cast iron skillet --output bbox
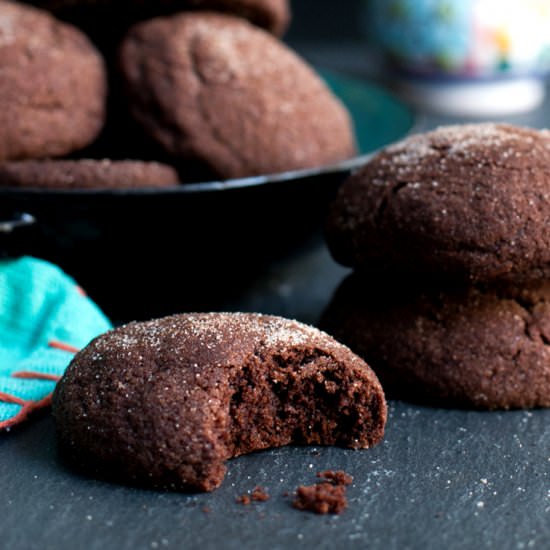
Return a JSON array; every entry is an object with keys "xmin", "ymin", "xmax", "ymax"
[{"xmin": 0, "ymin": 71, "xmax": 413, "ymax": 319}]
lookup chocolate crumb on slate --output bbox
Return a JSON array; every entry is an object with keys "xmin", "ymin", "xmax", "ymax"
[
  {"xmin": 236, "ymin": 494, "xmax": 252, "ymax": 505},
  {"xmin": 292, "ymin": 469, "xmax": 353, "ymax": 514},
  {"xmin": 292, "ymin": 483, "xmax": 347, "ymax": 515},
  {"xmin": 317, "ymin": 470, "xmax": 353, "ymax": 486},
  {"xmin": 251, "ymin": 486, "xmax": 270, "ymax": 502},
  {"xmin": 237, "ymin": 486, "xmax": 270, "ymax": 505}
]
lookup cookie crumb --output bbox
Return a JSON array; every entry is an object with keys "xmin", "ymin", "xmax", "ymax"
[
  {"xmin": 251, "ymin": 486, "xmax": 270, "ymax": 502},
  {"xmin": 236, "ymin": 494, "xmax": 252, "ymax": 505},
  {"xmin": 237, "ymin": 486, "xmax": 270, "ymax": 505},
  {"xmin": 292, "ymin": 483, "xmax": 347, "ymax": 515},
  {"xmin": 316, "ymin": 470, "xmax": 353, "ymax": 486},
  {"xmin": 201, "ymin": 507, "xmax": 211, "ymax": 514}
]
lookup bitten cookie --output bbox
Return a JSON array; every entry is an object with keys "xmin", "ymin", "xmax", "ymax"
[
  {"xmin": 28, "ymin": 0, "xmax": 291, "ymax": 35},
  {"xmin": 119, "ymin": 12, "xmax": 357, "ymax": 180},
  {"xmin": 326, "ymin": 124, "xmax": 550, "ymax": 284},
  {"xmin": 321, "ymin": 274, "xmax": 550, "ymax": 410},
  {"xmin": 52, "ymin": 313, "xmax": 387, "ymax": 492},
  {"xmin": 0, "ymin": 159, "xmax": 178, "ymax": 189},
  {"xmin": 0, "ymin": 1, "xmax": 107, "ymax": 160}
]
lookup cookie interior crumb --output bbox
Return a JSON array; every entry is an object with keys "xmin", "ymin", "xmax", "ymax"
[
  {"xmin": 316, "ymin": 470, "xmax": 353, "ymax": 486},
  {"xmin": 236, "ymin": 494, "xmax": 251, "ymax": 505},
  {"xmin": 292, "ymin": 483, "xmax": 347, "ymax": 515},
  {"xmin": 292, "ymin": 469, "xmax": 353, "ymax": 514},
  {"xmin": 236, "ymin": 486, "xmax": 270, "ymax": 505},
  {"xmin": 250, "ymin": 486, "xmax": 270, "ymax": 502}
]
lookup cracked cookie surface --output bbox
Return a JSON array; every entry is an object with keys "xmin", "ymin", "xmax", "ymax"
[
  {"xmin": 321, "ymin": 274, "xmax": 550, "ymax": 410},
  {"xmin": 0, "ymin": 1, "xmax": 106, "ymax": 160},
  {"xmin": 119, "ymin": 12, "xmax": 356, "ymax": 180},
  {"xmin": 326, "ymin": 123, "xmax": 550, "ymax": 284},
  {"xmin": 52, "ymin": 313, "xmax": 386, "ymax": 492}
]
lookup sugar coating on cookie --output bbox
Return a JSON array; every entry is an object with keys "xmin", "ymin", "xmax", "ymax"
[
  {"xmin": 119, "ymin": 12, "xmax": 356, "ymax": 180},
  {"xmin": 321, "ymin": 274, "xmax": 550, "ymax": 410},
  {"xmin": 0, "ymin": 1, "xmax": 106, "ymax": 160},
  {"xmin": 0, "ymin": 159, "xmax": 178, "ymax": 189},
  {"xmin": 52, "ymin": 313, "xmax": 387, "ymax": 492},
  {"xmin": 326, "ymin": 123, "xmax": 550, "ymax": 283}
]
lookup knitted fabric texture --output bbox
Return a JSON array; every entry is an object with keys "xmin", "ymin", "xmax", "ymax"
[{"xmin": 0, "ymin": 257, "xmax": 111, "ymax": 430}]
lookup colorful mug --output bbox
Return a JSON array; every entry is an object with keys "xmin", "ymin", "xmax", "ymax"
[{"xmin": 364, "ymin": 0, "xmax": 550, "ymax": 115}]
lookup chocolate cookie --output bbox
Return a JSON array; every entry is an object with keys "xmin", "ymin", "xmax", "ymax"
[
  {"xmin": 28, "ymin": 0, "xmax": 290, "ymax": 35},
  {"xmin": 119, "ymin": 12, "xmax": 356, "ymax": 180},
  {"xmin": 0, "ymin": 159, "xmax": 178, "ymax": 189},
  {"xmin": 52, "ymin": 313, "xmax": 387, "ymax": 492},
  {"xmin": 0, "ymin": 1, "xmax": 106, "ymax": 160},
  {"xmin": 321, "ymin": 274, "xmax": 550, "ymax": 410},
  {"xmin": 326, "ymin": 124, "xmax": 550, "ymax": 284}
]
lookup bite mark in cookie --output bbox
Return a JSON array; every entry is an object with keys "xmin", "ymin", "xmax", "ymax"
[{"xmin": 52, "ymin": 313, "xmax": 386, "ymax": 491}]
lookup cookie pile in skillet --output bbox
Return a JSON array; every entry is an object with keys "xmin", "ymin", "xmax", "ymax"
[
  {"xmin": 0, "ymin": 0, "xmax": 356, "ymax": 189},
  {"xmin": 323, "ymin": 123, "xmax": 550, "ymax": 410}
]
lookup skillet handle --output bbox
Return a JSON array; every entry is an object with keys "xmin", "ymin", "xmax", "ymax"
[{"xmin": 0, "ymin": 213, "xmax": 36, "ymax": 234}]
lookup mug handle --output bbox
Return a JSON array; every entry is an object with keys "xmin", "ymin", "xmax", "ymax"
[{"xmin": 0, "ymin": 213, "xmax": 36, "ymax": 234}]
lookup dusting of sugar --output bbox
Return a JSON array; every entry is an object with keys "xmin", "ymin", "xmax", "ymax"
[
  {"xmin": 384, "ymin": 123, "xmax": 544, "ymax": 168},
  {"xmin": 94, "ymin": 313, "xmax": 343, "ymax": 363},
  {"xmin": 0, "ymin": 3, "xmax": 60, "ymax": 49},
  {"xmin": 260, "ymin": 315, "xmax": 326, "ymax": 349},
  {"xmin": 75, "ymin": 312, "xmax": 378, "ymax": 424},
  {"xmin": 386, "ymin": 136, "xmax": 437, "ymax": 165},
  {"xmin": 0, "ymin": 12, "xmax": 16, "ymax": 46}
]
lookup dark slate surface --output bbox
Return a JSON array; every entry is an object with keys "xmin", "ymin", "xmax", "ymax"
[
  {"xmin": 2, "ymin": 31, "xmax": 550, "ymax": 549},
  {"xmin": 2, "ymin": 242, "xmax": 550, "ymax": 550}
]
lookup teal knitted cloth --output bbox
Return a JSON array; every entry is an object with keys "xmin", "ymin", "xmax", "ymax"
[{"xmin": 0, "ymin": 257, "xmax": 112, "ymax": 430}]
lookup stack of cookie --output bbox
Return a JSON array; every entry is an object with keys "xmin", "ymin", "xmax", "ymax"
[
  {"xmin": 0, "ymin": 0, "xmax": 356, "ymax": 189},
  {"xmin": 322, "ymin": 123, "xmax": 550, "ymax": 410}
]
